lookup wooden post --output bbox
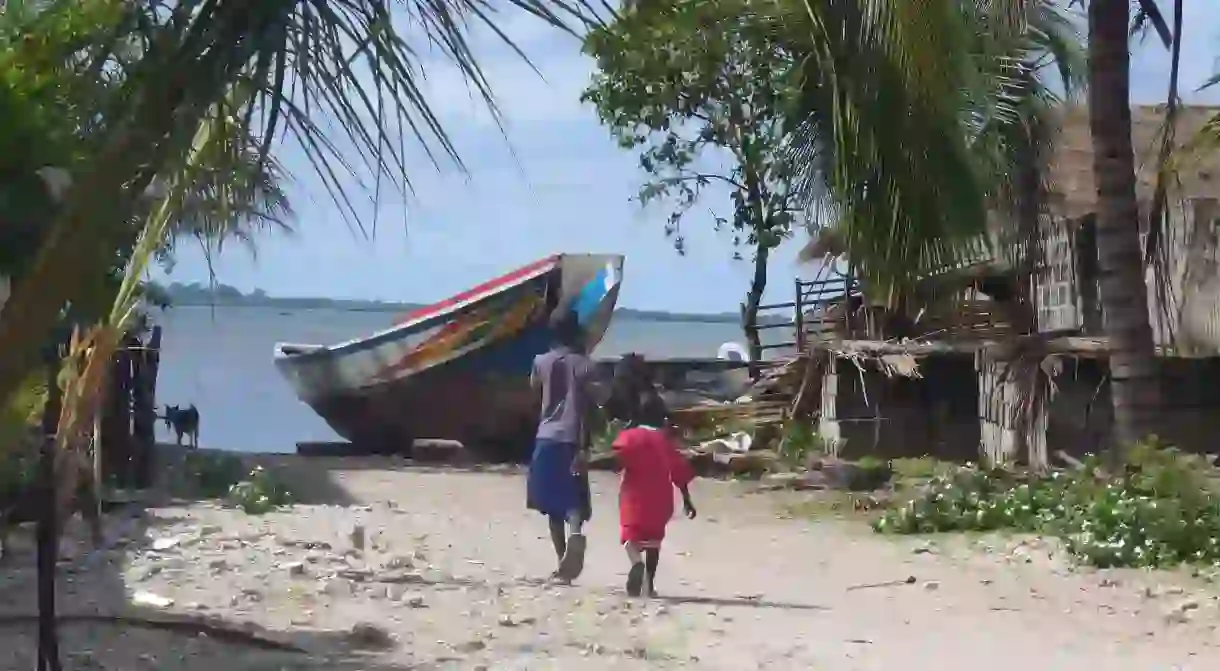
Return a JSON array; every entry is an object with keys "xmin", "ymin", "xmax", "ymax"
[
  {"xmin": 793, "ymin": 278, "xmax": 806, "ymax": 353},
  {"xmin": 131, "ymin": 326, "xmax": 161, "ymax": 489},
  {"xmin": 102, "ymin": 335, "xmax": 135, "ymax": 488},
  {"xmin": 818, "ymin": 357, "xmax": 841, "ymax": 457},
  {"xmin": 844, "ymin": 267, "xmax": 855, "ymax": 338},
  {"xmin": 36, "ymin": 336, "xmax": 64, "ymax": 671}
]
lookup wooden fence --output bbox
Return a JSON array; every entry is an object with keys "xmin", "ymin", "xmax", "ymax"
[
  {"xmin": 99, "ymin": 325, "xmax": 162, "ymax": 490},
  {"xmin": 753, "ymin": 274, "xmax": 860, "ymax": 356}
]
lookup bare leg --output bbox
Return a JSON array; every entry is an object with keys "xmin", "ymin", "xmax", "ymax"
[
  {"xmin": 644, "ymin": 548, "xmax": 660, "ymax": 597},
  {"xmin": 624, "ymin": 541, "xmax": 645, "ymax": 596},
  {"xmin": 548, "ymin": 515, "xmax": 566, "ymax": 564},
  {"xmin": 557, "ymin": 510, "xmax": 587, "ymax": 580}
]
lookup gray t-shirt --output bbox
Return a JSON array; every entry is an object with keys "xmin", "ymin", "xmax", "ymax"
[{"xmin": 532, "ymin": 346, "xmax": 594, "ymax": 445}]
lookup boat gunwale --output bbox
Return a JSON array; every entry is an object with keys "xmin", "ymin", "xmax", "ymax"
[{"xmin": 272, "ymin": 255, "xmax": 564, "ymax": 365}]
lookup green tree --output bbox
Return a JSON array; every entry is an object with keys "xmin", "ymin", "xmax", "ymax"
[
  {"xmin": 780, "ymin": 0, "xmax": 1166, "ymax": 459},
  {"xmin": 779, "ymin": 0, "xmax": 1036, "ymax": 305},
  {"xmin": 796, "ymin": 0, "xmax": 1086, "ymax": 332},
  {"xmin": 0, "ymin": 0, "xmax": 600, "ymax": 413},
  {"xmin": 0, "ymin": 4, "xmax": 293, "ymax": 317},
  {"xmin": 582, "ymin": 0, "xmax": 799, "ymax": 367}
]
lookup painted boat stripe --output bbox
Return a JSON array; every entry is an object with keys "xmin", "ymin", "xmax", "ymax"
[
  {"xmin": 276, "ymin": 258, "xmax": 558, "ymax": 362},
  {"xmin": 396, "ymin": 255, "xmax": 558, "ymax": 325}
]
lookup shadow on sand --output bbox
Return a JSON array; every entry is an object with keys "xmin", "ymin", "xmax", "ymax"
[
  {"xmin": 0, "ymin": 504, "xmax": 428, "ymax": 670},
  {"xmin": 0, "ymin": 448, "xmax": 481, "ymax": 670},
  {"xmin": 0, "ymin": 447, "xmax": 828, "ymax": 669},
  {"xmin": 159, "ymin": 445, "xmax": 525, "ymax": 508}
]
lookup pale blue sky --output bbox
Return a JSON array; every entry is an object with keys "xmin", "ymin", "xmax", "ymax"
[{"xmin": 158, "ymin": 3, "xmax": 1220, "ymax": 314}]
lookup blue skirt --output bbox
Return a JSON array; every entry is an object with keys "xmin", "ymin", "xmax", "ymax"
[{"xmin": 527, "ymin": 439, "xmax": 592, "ymax": 521}]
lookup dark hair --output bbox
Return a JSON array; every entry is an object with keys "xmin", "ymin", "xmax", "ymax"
[
  {"xmin": 635, "ymin": 390, "xmax": 670, "ymax": 428},
  {"xmin": 549, "ymin": 307, "xmax": 584, "ymax": 348},
  {"xmin": 603, "ymin": 353, "xmax": 648, "ymax": 422}
]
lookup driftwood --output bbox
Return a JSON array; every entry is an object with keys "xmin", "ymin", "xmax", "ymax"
[{"xmin": 0, "ymin": 613, "xmax": 306, "ymax": 652}]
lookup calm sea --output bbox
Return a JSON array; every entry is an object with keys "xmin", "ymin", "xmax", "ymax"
[{"xmin": 153, "ymin": 306, "xmax": 790, "ymax": 452}]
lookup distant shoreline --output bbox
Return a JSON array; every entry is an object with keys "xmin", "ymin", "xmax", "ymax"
[{"xmin": 156, "ymin": 298, "xmax": 745, "ymax": 324}]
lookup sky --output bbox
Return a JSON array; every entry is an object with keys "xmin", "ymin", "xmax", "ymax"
[{"xmin": 156, "ymin": 2, "xmax": 1220, "ymax": 314}]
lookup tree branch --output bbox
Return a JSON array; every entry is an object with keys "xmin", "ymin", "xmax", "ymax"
[{"xmin": 664, "ymin": 173, "xmax": 747, "ymax": 191}]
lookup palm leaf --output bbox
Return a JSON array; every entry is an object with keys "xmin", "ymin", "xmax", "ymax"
[
  {"xmin": 783, "ymin": 0, "xmax": 997, "ymax": 302},
  {"xmin": 785, "ymin": 0, "xmax": 1082, "ymax": 310},
  {"xmin": 0, "ymin": 0, "xmax": 606, "ymax": 413}
]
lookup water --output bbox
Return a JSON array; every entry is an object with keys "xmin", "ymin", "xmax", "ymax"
[{"xmin": 154, "ymin": 306, "xmax": 789, "ymax": 452}]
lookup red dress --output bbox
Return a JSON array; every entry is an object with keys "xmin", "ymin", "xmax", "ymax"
[{"xmin": 612, "ymin": 426, "xmax": 695, "ymax": 548}]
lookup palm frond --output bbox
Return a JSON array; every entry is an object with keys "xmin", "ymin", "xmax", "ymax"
[
  {"xmin": 782, "ymin": 0, "xmax": 997, "ymax": 302},
  {"xmin": 784, "ymin": 0, "xmax": 1082, "ymax": 309},
  {"xmin": 0, "ymin": 0, "xmax": 605, "ymax": 412}
]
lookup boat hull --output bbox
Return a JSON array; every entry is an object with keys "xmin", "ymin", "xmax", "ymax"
[{"xmin": 274, "ymin": 254, "xmax": 623, "ymax": 460}]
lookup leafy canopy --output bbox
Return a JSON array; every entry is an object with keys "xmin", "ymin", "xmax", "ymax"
[
  {"xmin": 582, "ymin": 0, "xmax": 799, "ymax": 257},
  {"xmin": 0, "ymin": 0, "xmax": 604, "ymax": 408}
]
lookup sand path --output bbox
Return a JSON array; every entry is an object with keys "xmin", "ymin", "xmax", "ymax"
[{"xmin": 2, "ymin": 462, "xmax": 1219, "ymax": 669}]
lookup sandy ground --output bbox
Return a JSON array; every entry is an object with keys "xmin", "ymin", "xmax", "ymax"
[{"xmin": 2, "ymin": 458, "xmax": 1220, "ymax": 670}]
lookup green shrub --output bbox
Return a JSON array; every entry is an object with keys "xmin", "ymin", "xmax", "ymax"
[
  {"xmin": 227, "ymin": 466, "xmax": 294, "ymax": 515},
  {"xmin": 182, "ymin": 451, "xmax": 247, "ymax": 499},
  {"xmin": 850, "ymin": 456, "xmax": 893, "ymax": 491},
  {"xmin": 0, "ymin": 444, "xmax": 36, "ymax": 504},
  {"xmin": 890, "ymin": 456, "xmax": 955, "ymax": 482},
  {"xmin": 873, "ymin": 441, "xmax": 1220, "ymax": 568},
  {"xmin": 777, "ymin": 419, "xmax": 822, "ymax": 470}
]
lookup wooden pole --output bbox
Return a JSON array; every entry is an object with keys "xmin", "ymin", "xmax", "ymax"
[
  {"xmin": 101, "ymin": 338, "xmax": 132, "ymax": 488},
  {"xmin": 132, "ymin": 326, "xmax": 161, "ymax": 488},
  {"xmin": 844, "ymin": 265, "xmax": 855, "ymax": 338},
  {"xmin": 793, "ymin": 278, "xmax": 806, "ymax": 353},
  {"xmin": 36, "ymin": 336, "xmax": 63, "ymax": 671}
]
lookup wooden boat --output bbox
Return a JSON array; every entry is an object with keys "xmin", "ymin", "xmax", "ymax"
[{"xmin": 273, "ymin": 253, "xmax": 624, "ymax": 460}]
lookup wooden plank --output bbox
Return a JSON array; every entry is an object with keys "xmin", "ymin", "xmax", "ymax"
[
  {"xmin": 758, "ymin": 301, "xmax": 797, "ymax": 310},
  {"xmin": 808, "ymin": 335, "xmax": 1179, "ymax": 358}
]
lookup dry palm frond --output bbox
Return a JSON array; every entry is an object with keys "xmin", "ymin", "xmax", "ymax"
[
  {"xmin": 1142, "ymin": 0, "xmax": 1183, "ymax": 351},
  {"xmin": 51, "ymin": 102, "xmax": 246, "ymax": 512}
]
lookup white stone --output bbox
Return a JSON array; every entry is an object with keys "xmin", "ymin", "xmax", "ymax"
[{"xmin": 132, "ymin": 591, "xmax": 174, "ymax": 608}]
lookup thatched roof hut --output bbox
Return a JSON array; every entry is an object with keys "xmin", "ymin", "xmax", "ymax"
[
  {"xmin": 1051, "ymin": 104, "xmax": 1220, "ymax": 219},
  {"xmin": 800, "ymin": 105, "xmax": 1220, "ymax": 261}
]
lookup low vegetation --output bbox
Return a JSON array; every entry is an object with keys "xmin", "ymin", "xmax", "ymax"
[
  {"xmin": 182, "ymin": 452, "xmax": 294, "ymax": 515},
  {"xmin": 776, "ymin": 419, "xmax": 823, "ymax": 470},
  {"xmin": 227, "ymin": 465, "xmax": 295, "ymax": 515},
  {"xmin": 874, "ymin": 440, "xmax": 1220, "ymax": 569}
]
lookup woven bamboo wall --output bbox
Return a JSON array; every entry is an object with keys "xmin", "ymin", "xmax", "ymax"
[
  {"xmin": 1032, "ymin": 197, "xmax": 1220, "ymax": 352},
  {"xmin": 976, "ymin": 353, "xmax": 1048, "ymax": 469}
]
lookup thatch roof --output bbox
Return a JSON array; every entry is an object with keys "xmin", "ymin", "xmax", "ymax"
[
  {"xmin": 799, "ymin": 105, "xmax": 1220, "ymax": 262},
  {"xmin": 1051, "ymin": 104, "xmax": 1220, "ymax": 219}
]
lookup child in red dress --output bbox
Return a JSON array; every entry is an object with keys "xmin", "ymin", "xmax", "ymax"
[{"xmin": 612, "ymin": 391, "xmax": 696, "ymax": 597}]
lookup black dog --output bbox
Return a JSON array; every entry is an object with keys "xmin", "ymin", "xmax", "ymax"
[{"xmin": 164, "ymin": 404, "xmax": 200, "ymax": 449}]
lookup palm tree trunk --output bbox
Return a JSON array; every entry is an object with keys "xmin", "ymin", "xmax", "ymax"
[{"xmin": 1087, "ymin": 0, "xmax": 1160, "ymax": 456}]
